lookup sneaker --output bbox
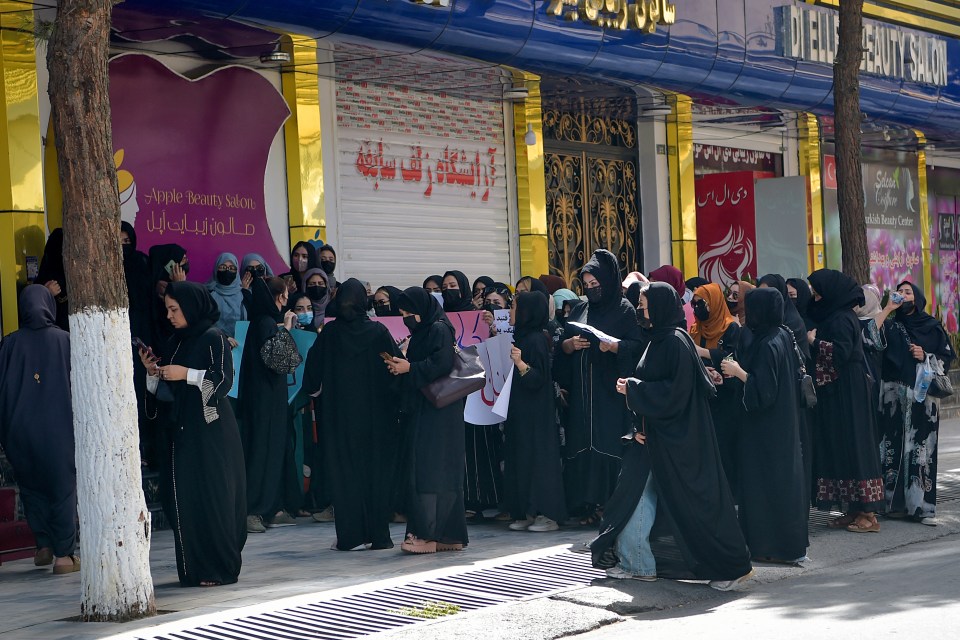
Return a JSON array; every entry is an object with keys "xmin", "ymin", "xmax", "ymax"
[
  {"xmin": 246, "ymin": 515, "xmax": 266, "ymax": 533},
  {"xmin": 508, "ymin": 517, "xmax": 535, "ymax": 531},
  {"xmin": 312, "ymin": 506, "xmax": 335, "ymax": 523},
  {"xmin": 709, "ymin": 569, "xmax": 755, "ymax": 592},
  {"xmin": 268, "ymin": 511, "xmax": 298, "ymax": 528},
  {"xmin": 920, "ymin": 516, "xmax": 938, "ymax": 527},
  {"xmin": 527, "ymin": 516, "xmax": 559, "ymax": 532},
  {"xmin": 605, "ymin": 565, "xmax": 657, "ymax": 582}
]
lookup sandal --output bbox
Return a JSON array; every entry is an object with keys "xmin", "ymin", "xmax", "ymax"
[
  {"xmin": 828, "ymin": 514, "xmax": 856, "ymax": 529},
  {"xmin": 199, "ymin": 580, "xmax": 222, "ymax": 587},
  {"xmin": 52, "ymin": 555, "xmax": 81, "ymax": 576},
  {"xmin": 846, "ymin": 515, "xmax": 880, "ymax": 533},
  {"xmin": 400, "ymin": 534, "xmax": 437, "ymax": 554},
  {"xmin": 579, "ymin": 509, "xmax": 603, "ymax": 527},
  {"xmin": 437, "ymin": 542, "xmax": 464, "ymax": 552}
]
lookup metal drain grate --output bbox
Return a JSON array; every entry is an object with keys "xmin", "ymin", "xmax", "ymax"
[{"xmin": 131, "ymin": 550, "xmax": 606, "ymax": 640}]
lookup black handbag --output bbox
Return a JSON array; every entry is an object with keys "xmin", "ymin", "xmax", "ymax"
[
  {"xmin": 927, "ymin": 357, "xmax": 954, "ymax": 399},
  {"xmin": 421, "ymin": 344, "xmax": 486, "ymax": 409},
  {"xmin": 260, "ymin": 328, "xmax": 302, "ymax": 375},
  {"xmin": 785, "ymin": 326, "xmax": 817, "ymax": 409}
]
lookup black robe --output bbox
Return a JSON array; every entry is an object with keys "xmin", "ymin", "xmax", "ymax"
[
  {"xmin": 151, "ymin": 281, "xmax": 246, "ymax": 587},
  {"xmin": 736, "ymin": 289, "xmax": 808, "ymax": 561},
  {"xmin": 0, "ymin": 286, "xmax": 76, "ymax": 557},
  {"xmin": 155, "ymin": 326, "xmax": 246, "ymax": 586},
  {"xmin": 397, "ymin": 287, "xmax": 468, "ymax": 545},
  {"xmin": 696, "ymin": 322, "xmax": 744, "ymax": 495},
  {"xmin": 504, "ymin": 292, "xmax": 567, "ymax": 523},
  {"xmin": 555, "ymin": 250, "xmax": 642, "ymax": 509},
  {"xmin": 619, "ymin": 284, "xmax": 752, "ymax": 581},
  {"xmin": 303, "ymin": 279, "xmax": 402, "ymax": 550},
  {"xmin": 807, "ymin": 270, "xmax": 884, "ymax": 514},
  {"xmin": 239, "ymin": 279, "xmax": 294, "ymax": 521},
  {"xmin": 35, "ymin": 229, "xmax": 69, "ymax": 331}
]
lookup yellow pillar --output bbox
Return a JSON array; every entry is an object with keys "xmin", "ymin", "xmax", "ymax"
[
  {"xmin": 279, "ymin": 35, "xmax": 326, "ymax": 250},
  {"xmin": 511, "ymin": 72, "xmax": 549, "ymax": 277},
  {"xmin": 665, "ymin": 94, "xmax": 697, "ymax": 278},
  {"xmin": 915, "ymin": 130, "xmax": 934, "ymax": 312},
  {"xmin": 0, "ymin": 6, "xmax": 45, "ymax": 334},
  {"xmin": 798, "ymin": 113, "xmax": 825, "ymax": 273}
]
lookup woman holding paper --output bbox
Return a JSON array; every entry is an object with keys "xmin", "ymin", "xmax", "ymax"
[
  {"xmin": 503, "ymin": 292, "xmax": 567, "ymax": 532},
  {"xmin": 556, "ymin": 249, "xmax": 643, "ymax": 525}
]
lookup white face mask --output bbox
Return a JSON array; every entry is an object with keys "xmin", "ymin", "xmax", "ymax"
[
  {"xmin": 430, "ymin": 291, "xmax": 444, "ymax": 306},
  {"xmin": 682, "ymin": 289, "xmax": 693, "ymax": 305}
]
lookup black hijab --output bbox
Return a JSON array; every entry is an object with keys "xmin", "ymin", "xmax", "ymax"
[
  {"xmin": 149, "ymin": 243, "xmax": 187, "ymax": 284},
  {"xmin": 423, "ymin": 275, "xmax": 443, "ymax": 290},
  {"xmin": 165, "ymin": 281, "xmax": 221, "ymax": 340},
  {"xmin": 744, "ymin": 287, "xmax": 784, "ymax": 337},
  {"xmin": 513, "ymin": 291, "xmax": 548, "ymax": 340},
  {"xmin": 625, "ymin": 282, "xmax": 642, "ymax": 309},
  {"xmin": 37, "ymin": 228, "xmax": 65, "ymax": 283},
  {"xmin": 787, "ymin": 277, "xmax": 814, "ymax": 328},
  {"xmin": 580, "ymin": 249, "xmax": 623, "ymax": 310},
  {"xmin": 337, "ymin": 278, "xmax": 371, "ymax": 323},
  {"xmin": 806, "ymin": 269, "xmax": 865, "ymax": 325},
  {"xmin": 472, "ymin": 276, "xmax": 495, "ymax": 295},
  {"xmin": 398, "ymin": 286, "xmax": 451, "ymax": 335},
  {"xmin": 643, "ymin": 282, "xmax": 687, "ymax": 340},
  {"xmin": 894, "ymin": 281, "xmax": 951, "ymax": 357},
  {"xmin": 518, "ymin": 276, "xmax": 549, "ymax": 296},
  {"xmin": 759, "ymin": 274, "xmax": 805, "ymax": 335},
  {"xmin": 19, "ymin": 284, "xmax": 57, "ymax": 330},
  {"xmin": 685, "ymin": 276, "xmax": 709, "ymax": 292},
  {"xmin": 442, "ymin": 270, "xmax": 475, "ymax": 312},
  {"xmin": 249, "ymin": 277, "xmax": 283, "ymax": 323},
  {"xmin": 375, "ymin": 285, "xmax": 404, "ymax": 317}
]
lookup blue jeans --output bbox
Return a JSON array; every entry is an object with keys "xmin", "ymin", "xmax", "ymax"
[{"xmin": 615, "ymin": 472, "xmax": 658, "ymax": 576}]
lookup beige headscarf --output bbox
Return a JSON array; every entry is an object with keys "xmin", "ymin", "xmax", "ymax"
[{"xmin": 854, "ymin": 284, "xmax": 883, "ymax": 322}]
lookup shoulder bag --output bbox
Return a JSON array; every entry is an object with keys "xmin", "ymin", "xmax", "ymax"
[
  {"xmin": 421, "ymin": 343, "xmax": 486, "ymax": 409},
  {"xmin": 260, "ymin": 328, "xmax": 302, "ymax": 375},
  {"xmin": 784, "ymin": 326, "xmax": 817, "ymax": 409},
  {"xmin": 895, "ymin": 323, "xmax": 954, "ymax": 400}
]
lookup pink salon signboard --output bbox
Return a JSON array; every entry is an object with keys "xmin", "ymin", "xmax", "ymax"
[{"xmin": 109, "ymin": 54, "xmax": 290, "ymax": 280}]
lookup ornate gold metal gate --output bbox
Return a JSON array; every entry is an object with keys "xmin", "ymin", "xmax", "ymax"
[{"xmin": 543, "ymin": 104, "xmax": 641, "ymax": 292}]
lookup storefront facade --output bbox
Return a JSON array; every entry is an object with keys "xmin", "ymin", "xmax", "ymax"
[{"xmin": 2, "ymin": 0, "xmax": 960, "ymax": 333}]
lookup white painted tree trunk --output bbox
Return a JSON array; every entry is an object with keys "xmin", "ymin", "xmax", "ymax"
[{"xmin": 71, "ymin": 307, "xmax": 155, "ymax": 621}]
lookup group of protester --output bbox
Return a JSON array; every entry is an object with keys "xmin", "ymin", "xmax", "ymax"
[{"xmin": 0, "ymin": 225, "xmax": 953, "ymax": 592}]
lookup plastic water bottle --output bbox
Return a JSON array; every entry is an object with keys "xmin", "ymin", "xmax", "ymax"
[{"xmin": 915, "ymin": 362, "xmax": 933, "ymax": 403}]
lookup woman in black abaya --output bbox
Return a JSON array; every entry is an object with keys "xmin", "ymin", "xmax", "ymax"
[
  {"xmin": 598, "ymin": 283, "xmax": 753, "ymax": 589},
  {"xmin": 556, "ymin": 249, "xmax": 642, "ymax": 524},
  {"xmin": 303, "ymin": 279, "xmax": 401, "ymax": 550},
  {"xmin": 142, "ymin": 282, "xmax": 246, "ymax": 587},
  {"xmin": 807, "ymin": 269, "xmax": 884, "ymax": 533},
  {"xmin": 240, "ymin": 277, "xmax": 300, "ymax": 532},
  {"xmin": 721, "ymin": 288, "xmax": 808, "ymax": 563},
  {"xmin": 879, "ymin": 281, "xmax": 955, "ymax": 524},
  {"xmin": 503, "ymin": 292, "xmax": 567, "ymax": 532},
  {"xmin": 386, "ymin": 287, "xmax": 468, "ymax": 554}
]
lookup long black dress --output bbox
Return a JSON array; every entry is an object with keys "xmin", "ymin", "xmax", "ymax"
[
  {"xmin": 303, "ymin": 279, "xmax": 401, "ymax": 550},
  {"xmin": 152, "ymin": 282, "xmax": 246, "ymax": 587},
  {"xmin": 240, "ymin": 278, "xmax": 295, "ymax": 523},
  {"xmin": 807, "ymin": 270, "xmax": 884, "ymax": 514},
  {"xmin": 697, "ymin": 322, "xmax": 743, "ymax": 495},
  {"xmin": 617, "ymin": 283, "xmax": 752, "ymax": 581},
  {"xmin": 397, "ymin": 287, "xmax": 469, "ymax": 546},
  {"xmin": 879, "ymin": 282, "xmax": 955, "ymax": 519},
  {"xmin": 556, "ymin": 249, "xmax": 642, "ymax": 512},
  {"xmin": 35, "ymin": 229, "xmax": 69, "ymax": 331},
  {"xmin": 504, "ymin": 292, "xmax": 567, "ymax": 524},
  {"xmin": 735, "ymin": 288, "xmax": 808, "ymax": 562},
  {"xmin": 0, "ymin": 286, "xmax": 76, "ymax": 558}
]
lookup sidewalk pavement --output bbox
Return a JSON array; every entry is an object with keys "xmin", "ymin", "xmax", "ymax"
[{"xmin": 3, "ymin": 420, "xmax": 959, "ymax": 640}]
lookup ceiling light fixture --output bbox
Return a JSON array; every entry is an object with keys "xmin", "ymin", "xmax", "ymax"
[{"xmin": 524, "ymin": 124, "xmax": 537, "ymax": 146}]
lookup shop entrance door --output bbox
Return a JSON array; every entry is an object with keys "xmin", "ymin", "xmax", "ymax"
[{"xmin": 542, "ymin": 104, "xmax": 641, "ymax": 292}]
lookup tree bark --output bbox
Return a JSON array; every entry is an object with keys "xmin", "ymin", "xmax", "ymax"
[
  {"xmin": 48, "ymin": 0, "xmax": 156, "ymax": 621},
  {"xmin": 834, "ymin": 0, "xmax": 869, "ymax": 284}
]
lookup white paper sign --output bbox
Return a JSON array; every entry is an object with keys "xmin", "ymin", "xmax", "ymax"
[
  {"xmin": 463, "ymin": 334, "xmax": 515, "ymax": 425},
  {"xmin": 568, "ymin": 321, "xmax": 621, "ymax": 344},
  {"xmin": 494, "ymin": 309, "xmax": 513, "ymax": 336}
]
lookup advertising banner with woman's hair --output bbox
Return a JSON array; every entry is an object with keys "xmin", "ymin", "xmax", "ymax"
[{"xmin": 695, "ymin": 172, "xmax": 758, "ymax": 286}]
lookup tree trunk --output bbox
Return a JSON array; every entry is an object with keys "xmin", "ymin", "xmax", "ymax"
[
  {"xmin": 834, "ymin": 0, "xmax": 869, "ymax": 284},
  {"xmin": 48, "ymin": 0, "xmax": 156, "ymax": 622}
]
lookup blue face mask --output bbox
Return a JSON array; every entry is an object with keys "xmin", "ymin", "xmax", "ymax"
[{"xmin": 297, "ymin": 312, "xmax": 313, "ymax": 326}]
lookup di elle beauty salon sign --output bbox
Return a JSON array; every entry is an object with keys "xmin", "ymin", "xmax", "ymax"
[{"xmin": 109, "ymin": 54, "xmax": 291, "ymax": 279}]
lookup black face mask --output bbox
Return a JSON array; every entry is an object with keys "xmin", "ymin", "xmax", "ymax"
[
  {"xmin": 374, "ymin": 302, "xmax": 392, "ymax": 317},
  {"xmin": 482, "ymin": 302, "xmax": 502, "ymax": 313},
  {"xmin": 693, "ymin": 299, "xmax": 710, "ymax": 322},
  {"xmin": 727, "ymin": 299, "xmax": 738, "ymax": 313},
  {"xmin": 306, "ymin": 285, "xmax": 327, "ymax": 301},
  {"xmin": 637, "ymin": 314, "xmax": 652, "ymax": 329},
  {"xmin": 900, "ymin": 301, "xmax": 915, "ymax": 314},
  {"xmin": 122, "ymin": 244, "xmax": 133, "ymax": 260},
  {"xmin": 585, "ymin": 287, "xmax": 603, "ymax": 304},
  {"xmin": 216, "ymin": 270, "xmax": 237, "ymax": 286},
  {"xmin": 442, "ymin": 289, "xmax": 461, "ymax": 307},
  {"xmin": 367, "ymin": 295, "xmax": 375, "ymax": 311},
  {"xmin": 247, "ymin": 265, "xmax": 266, "ymax": 279},
  {"xmin": 181, "ymin": 262, "xmax": 190, "ymax": 275},
  {"xmin": 403, "ymin": 316, "xmax": 419, "ymax": 332},
  {"xmin": 320, "ymin": 260, "xmax": 336, "ymax": 275}
]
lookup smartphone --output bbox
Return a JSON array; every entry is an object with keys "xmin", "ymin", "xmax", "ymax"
[
  {"xmin": 164, "ymin": 260, "xmax": 177, "ymax": 277},
  {"xmin": 379, "ymin": 352, "xmax": 394, "ymax": 362},
  {"xmin": 132, "ymin": 337, "xmax": 156, "ymax": 360}
]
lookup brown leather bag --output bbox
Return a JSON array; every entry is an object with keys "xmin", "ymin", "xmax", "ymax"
[{"xmin": 421, "ymin": 344, "xmax": 486, "ymax": 409}]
